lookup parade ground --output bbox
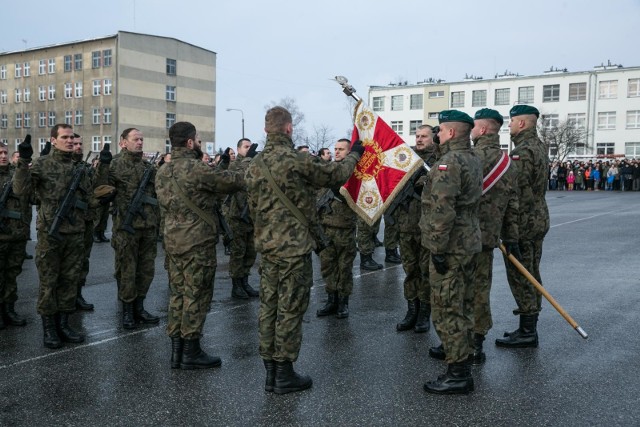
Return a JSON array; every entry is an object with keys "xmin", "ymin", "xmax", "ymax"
[{"xmin": 1, "ymin": 191, "xmax": 639, "ymax": 426}]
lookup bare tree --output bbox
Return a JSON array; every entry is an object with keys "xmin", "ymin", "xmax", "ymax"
[
  {"xmin": 307, "ymin": 124, "xmax": 334, "ymax": 154},
  {"xmin": 538, "ymin": 118, "xmax": 589, "ymax": 162},
  {"xmin": 264, "ymin": 97, "xmax": 306, "ymax": 145}
]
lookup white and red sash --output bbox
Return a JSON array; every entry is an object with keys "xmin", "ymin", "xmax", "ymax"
[{"xmin": 482, "ymin": 152, "xmax": 511, "ymax": 195}]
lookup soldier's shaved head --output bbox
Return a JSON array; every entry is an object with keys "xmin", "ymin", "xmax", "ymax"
[
  {"xmin": 169, "ymin": 122, "xmax": 197, "ymax": 147},
  {"xmin": 265, "ymin": 107, "xmax": 292, "ymax": 134}
]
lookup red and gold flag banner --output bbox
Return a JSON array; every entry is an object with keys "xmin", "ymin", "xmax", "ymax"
[{"xmin": 340, "ymin": 100, "xmax": 423, "ymax": 225}]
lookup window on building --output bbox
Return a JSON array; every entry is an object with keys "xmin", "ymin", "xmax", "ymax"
[
  {"xmin": 495, "ymin": 88, "xmax": 510, "ymax": 105},
  {"xmin": 543, "ymin": 84, "xmax": 560, "ymax": 102},
  {"xmin": 567, "ymin": 113, "xmax": 586, "ymax": 129},
  {"xmin": 598, "ymin": 80, "xmax": 617, "ymax": 99},
  {"xmin": 103, "ymin": 135, "xmax": 112, "ymax": 146},
  {"xmin": 0, "ymin": 90, "xmax": 5, "ymax": 104},
  {"xmin": 75, "ymin": 110, "xmax": 83, "ymax": 126},
  {"xmin": 103, "ymin": 108, "xmax": 112, "ymax": 124},
  {"xmin": 14, "ymin": 139, "xmax": 22, "ymax": 151},
  {"xmin": 391, "ymin": 95, "xmax": 404, "ymax": 111},
  {"xmin": 625, "ymin": 142, "xmax": 640, "ymax": 158},
  {"xmin": 166, "ymin": 85, "xmax": 176, "ymax": 102},
  {"xmin": 64, "ymin": 83, "xmax": 73, "ymax": 98},
  {"xmin": 518, "ymin": 86, "xmax": 534, "ymax": 104},
  {"xmin": 64, "ymin": 55, "xmax": 72, "ymax": 72},
  {"xmin": 472, "ymin": 90, "xmax": 486, "ymax": 107},
  {"xmin": 103, "ymin": 79, "xmax": 112, "ymax": 95},
  {"xmin": 410, "ymin": 94, "xmax": 423, "ymax": 110},
  {"xmin": 75, "ymin": 82, "xmax": 83, "ymax": 98},
  {"xmin": 372, "ymin": 96, "xmax": 384, "ymax": 111},
  {"xmin": 626, "ymin": 110, "xmax": 640, "ymax": 129},
  {"xmin": 48, "ymin": 85, "xmax": 56, "ymax": 100},
  {"xmin": 166, "ymin": 58, "xmax": 177, "ymax": 76},
  {"xmin": 23, "ymin": 88, "xmax": 30, "ymax": 102},
  {"xmin": 0, "ymin": 65, "xmax": 6, "ymax": 79},
  {"xmin": 23, "ymin": 62, "xmax": 30, "ymax": 77},
  {"xmin": 92, "ymin": 136, "xmax": 101, "ymax": 152},
  {"xmin": 48, "ymin": 58, "xmax": 55, "ymax": 74},
  {"xmin": 166, "ymin": 113, "xmax": 176, "ymax": 129},
  {"xmin": 38, "ymin": 138, "xmax": 47, "ymax": 152},
  {"xmin": 428, "ymin": 91, "xmax": 444, "ymax": 98},
  {"xmin": 165, "ymin": 140, "xmax": 171, "ymax": 153},
  {"xmin": 597, "ymin": 111, "xmax": 616, "ymax": 130},
  {"xmin": 568, "ymin": 82, "xmax": 587, "ymax": 101},
  {"xmin": 596, "ymin": 142, "xmax": 615, "ymax": 155},
  {"xmin": 500, "ymin": 117, "xmax": 509, "ymax": 133},
  {"xmin": 628, "ymin": 79, "xmax": 640, "ymax": 97},
  {"xmin": 428, "ymin": 112, "xmax": 439, "ymax": 119},
  {"xmin": 15, "ymin": 63, "xmax": 22, "ymax": 78},
  {"xmin": 542, "ymin": 114, "xmax": 559, "ymax": 130},
  {"xmin": 92, "ymin": 108, "xmax": 101, "ymax": 124},
  {"xmin": 0, "ymin": 138, "xmax": 7, "ymax": 146},
  {"xmin": 103, "ymin": 49, "xmax": 112, "ymax": 67},
  {"xmin": 93, "ymin": 80, "xmax": 101, "ymax": 96},
  {"xmin": 65, "ymin": 110, "xmax": 73, "ymax": 125},
  {"xmin": 409, "ymin": 120, "xmax": 423, "ymax": 135},
  {"xmin": 39, "ymin": 59, "xmax": 46, "ymax": 75},
  {"xmin": 39, "ymin": 112, "xmax": 46, "ymax": 127},
  {"xmin": 38, "ymin": 86, "xmax": 46, "ymax": 101},
  {"xmin": 451, "ymin": 91, "xmax": 465, "ymax": 108},
  {"xmin": 92, "ymin": 51, "xmax": 101, "ymax": 68},
  {"xmin": 0, "ymin": 114, "xmax": 6, "ymax": 129},
  {"xmin": 391, "ymin": 121, "xmax": 404, "ymax": 135},
  {"xmin": 48, "ymin": 111, "xmax": 56, "ymax": 127},
  {"xmin": 74, "ymin": 53, "xmax": 83, "ymax": 70},
  {"xmin": 14, "ymin": 89, "xmax": 22, "ymax": 103},
  {"xmin": 24, "ymin": 112, "xmax": 30, "ymax": 128},
  {"xmin": 15, "ymin": 113, "xmax": 22, "ymax": 128}
]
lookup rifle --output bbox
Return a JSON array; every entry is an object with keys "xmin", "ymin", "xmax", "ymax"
[
  {"xmin": 0, "ymin": 181, "xmax": 22, "ymax": 233},
  {"xmin": 120, "ymin": 152, "xmax": 160, "ymax": 234},
  {"xmin": 316, "ymin": 189, "xmax": 335, "ymax": 215},
  {"xmin": 48, "ymin": 165, "xmax": 87, "ymax": 241},
  {"xmin": 214, "ymin": 203, "xmax": 233, "ymax": 245},
  {"xmin": 384, "ymin": 168, "xmax": 426, "ymax": 226}
]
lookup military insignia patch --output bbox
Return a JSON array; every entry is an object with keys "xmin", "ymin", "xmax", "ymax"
[{"xmin": 438, "ymin": 165, "xmax": 448, "ymax": 171}]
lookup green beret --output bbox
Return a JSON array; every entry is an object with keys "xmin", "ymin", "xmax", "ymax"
[
  {"xmin": 510, "ymin": 104, "xmax": 540, "ymax": 118},
  {"xmin": 438, "ymin": 110, "xmax": 474, "ymax": 127},
  {"xmin": 474, "ymin": 108, "xmax": 503, "ymax": 126}
]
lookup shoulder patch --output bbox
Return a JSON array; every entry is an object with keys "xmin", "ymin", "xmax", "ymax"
[{"xmin": 438, "ymin": 164, "xmax": 448, "ymax": 171}]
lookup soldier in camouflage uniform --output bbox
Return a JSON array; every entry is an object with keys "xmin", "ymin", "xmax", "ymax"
[
  {"xmin": 96, "ymin": 128, "xmax": 159, "ymax": 330},
  {"xmin": 245, "ymin": 107, "xmax": 364, "ymax": 394},
  {"xmin": 13, "ymin": 126, "xmax": 95, "ymax": 349},
  {"xmin": 356, "ymin": 218, "xmax": 383, "ymax": 270},
  {"xmin": 156, "ymin": 121, "xmax": 244, "ymax": 370},
  {"xmin": 421, "ymin": 111, "xmax": 482, "ymax": 395},
  {"xmin": 496, "ymin": 105, "xmax": 550, "ymax": 349},
  {"xmin": 316, "ymin": 139, "xmax": 358, "ymax": 319},
  {"xmin": 394, "ymin": 125, "xmax": 439, "ymax": 333},
  {"xmin": 0, "ymin": 143, "xmax": 29, "ymax": 330},
  {"xmin": 228, "ymin": 138, "xmax": 259, "ymax": 299}
]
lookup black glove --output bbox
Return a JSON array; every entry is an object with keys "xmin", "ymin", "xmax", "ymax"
[
  {"xmin": 99, "ymin": 144, "xmax": 113, "ymax": 164},
  {"xmin": 39, "ymin": 140, "xmax": 51, "ymax": 156},
  {"xmin": 431, "ymin": 254, "xmax": 448, "ymax": 275},
  {"xmin": 18, "ymin": 135, "xmax": 33, "ymax": 161},
  {"xmin": 432, "ymin": 126, "xmax": 441, "ymax": 145},
  {"xmin": 220, "ymin": 147, "xmax": 231, "ymax": 164},
  {"xmin": 351, "ymin": 140, "xmax": 365, "ymax": 157},
  {"xmin": 247, "ymin": 143, "xmax": 258, "ymax": 158},
  {"xmin": 504, "ymin": 241, "xmax": 522, "ymax": 261},
  {"xmin": 157, "ymin": 156, "xmax": 166, "ymax": 167}
]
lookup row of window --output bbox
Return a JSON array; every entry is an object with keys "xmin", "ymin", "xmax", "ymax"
[
  {"xmin": 0, "ymin": 80, "xmax": 112, "ymax": 103},
  {"xmin": 1, "ymin": 108, "xmax": 112, "ymax": 129},
  {"xmin": 0, "ymin": 50, "xmax": 113, "ymax": 79}
]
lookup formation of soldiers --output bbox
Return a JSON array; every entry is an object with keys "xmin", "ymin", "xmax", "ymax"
[{"xmin": 0, "ymin": 103, "xmax": 549, "ymax": 397}]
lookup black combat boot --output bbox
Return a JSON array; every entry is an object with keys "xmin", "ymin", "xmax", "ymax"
[
  {"xmin": 396, "ymin": 299, "xmax": 419, "ymax": 331},
  {"xmin": 231, "ymin": 278, "xmax": 249, "ymax": 299},
  {"xmin": 76, "ymin": 288, "xmax": 94, "ymax": 311},
  {"xmin": 423, "ymin": 362, "xmax": 474, "ymax": 395},
  {"xmin": 3, "ymin": 302, "xmax": 27, "ymax": 326},
  {"xmin": 170, "ymin": 337, "xmax": 184, "ymax": 369},
  {"xmin": 134, "ymin": 297, "xmax": 160, "ymax": 324},
  {"xmin": 428, "ymin": 343, "xmax": 446, "ymax": 360},
  {"xmin": 180, "ymin": 338, "xmax": 221, "ymax": 369},
  {"xmin": 316, "ymin": 291, "xmax": 338, "ymax": 317},
  {"xmin": 122, "ymin": 301, "xmax": 136, "ymax": 330},
  {"xmin": 241, "ymin": 276, "xmax": 259, "ymax": 298},
  {"xmin": 414, "ymin": 302, "xmax": 431, "ymax": 333},
  {"xmin": 468, "ymin": 333, "xmax": 486, "ymax": 365},
  {"xmin": 42, "ymin": 315, "xmax": 63, "ymax": 349},
  {"xmin": 495, "ymin": 314, "xmax": 538, "ymax": 348},
  {"xmin": 264, "ymin": 359, "xmax": 276, "ymax": 392},
  {"xmin": 273, "ymin": 361, "xmax": 313, "ymax": 395},
  {"xmin": 360, "ymin": 254, "xmax": 383, "ymax": 271},
  {"xmin": 336, "ymin": 296, "xmax": 349, "ymax": 319},
  {"xmin": 56, "ymin": 313, "xmax": 85, "ymax": 343},
  {"xmin": 384, "ymin": 248, "xmax": 402, "ymax": 264}
]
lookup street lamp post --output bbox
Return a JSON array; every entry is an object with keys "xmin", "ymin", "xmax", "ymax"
[{"xmin": 226, "ymin": 108, "xmax": 245, "ymax": 139}]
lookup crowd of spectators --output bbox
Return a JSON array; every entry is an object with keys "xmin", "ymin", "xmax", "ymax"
[{"xmin": 548, "ymin": 158, "xmax": 640, "ymax": 191}]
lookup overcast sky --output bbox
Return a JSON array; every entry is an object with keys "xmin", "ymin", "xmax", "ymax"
[{"xmin": 1, "ymin": 0, "xmax": 638, "ymax": 150}]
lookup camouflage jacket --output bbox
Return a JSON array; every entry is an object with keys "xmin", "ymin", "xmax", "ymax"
[
  {"xmin": 473, "ymin": 134, "xmax": 519, "ymax": 248},
  {"xmin": 420, "ymin": 135, "xmax": 482, "ymax": 255},
  {"xmin": 227, "ymin": 154, "xmax": 253, "ymax": 229},
  {"xmin": 13, "ymin": 147, "xmax": 93, "ymax": 235},
  {"xmin": 0, "ymin": 165, "xmax": 31, "ymax": 241},
  {"xmin": 318, "ymin": 187, "xmax": 355, "ymax": 230},
  {"xmin": 73, "ymin": 154, "xmax": 99, "ymax": 222},
  {"xmin": 510, "ymin": 128, "xmax": 550, "ymax": 241},
  {"xmin": 97, "ymin": 150, "xmax": 159, "ymax": 231},
  {"xmin": 155, "ymin": 147, "xmax": 244, "ymax": 258},
  {"xmin": 245, "ymin": 132, "xmax": 360, "ymax": 257}
]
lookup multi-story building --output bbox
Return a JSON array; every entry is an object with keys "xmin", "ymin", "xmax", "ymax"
[
  {"xmin": 369, "ymin": 63, "xmax": 640, "ymax": 158},
  {"xmin": 0, "ymin": 31, "xmax": 216, "ymax": 158}
]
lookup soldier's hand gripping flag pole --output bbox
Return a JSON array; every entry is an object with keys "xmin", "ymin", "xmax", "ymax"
[{"xmin": 499, "ymin": 243, "xmax": 588, "ymax": 339}]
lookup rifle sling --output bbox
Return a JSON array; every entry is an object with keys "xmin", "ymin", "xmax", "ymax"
[{"xmin": 169, "ymin": 174, "xmax": 218, "ymax": 231}]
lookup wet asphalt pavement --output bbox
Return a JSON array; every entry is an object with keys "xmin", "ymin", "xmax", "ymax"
[{"xmin": 1, "ymin": 191, "xmax": 639, "ymax": 426}]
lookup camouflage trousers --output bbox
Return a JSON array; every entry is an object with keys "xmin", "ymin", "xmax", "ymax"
[
  {"xmin": 383, "ymin": 217, "xmax": 399, "ymax": 250},
  {"xmin": 0, "ymin": 239, "xmax": 27, "ymax": 303},
  {"xmin": 356, "ymin": 217, "xmax": 379, "ymax": 256},
  {"xmin": 471, "ymin": 249, "xmax": 494, "ymax": 335},
  {"xmin": 94, "ymin": 203, "xmax": 110, "ymax": 232},
  {"xmin": 78, "ymin": 220, "xmax": 94, "ymax": 288},
  {"xmin": 398, "ymin": 232, "xmax": 430, "ymax": 302},
  {"xmin": 112, "ymin": 227, "xmax": 157, "ymax": 303},
  {"xmin": 319, "ymin": 226, "xmax": 356, "ymax": 297},
  {"xmin": 430, "ymin": 253, "xmax": 476, "ymax": 364},
  {"xmin": 259, "ymin": 253, "xmax": 312, "ymax": 362},
  {"xmin": 229, "ymin": 221, "xmax": 256, "ymax": 279},
  {"xmin": 166, "ymin": 251, "xmax": 216, "ymax": 339},
  {"xmin": 35, "ymin": 230, "xmax": 84, "ymax": 315},
  {"xmin": 503, "ymin": 239, "xmax": 544, "ymax": 315}
]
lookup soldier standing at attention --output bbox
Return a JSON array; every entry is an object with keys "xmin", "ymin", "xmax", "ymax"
[
  {"xmin": 228, "ymin": 138, "xmax": 259, "ymax": 299},
  {"xmin": 13, "ymin": 126, "xmax": 94, "ymax": 348},
  {"xmin": 156, "ymin": 122, "xmax": 244, "ymax": 370},
  {"xmin": 356, "ymin": 218, "xmax": 384, "ymax": 270},
  {"xmin": 421, "ymin": 111, "xmax": 482, "ymax": 395},
  {"xmin": 97, "ymin": 128, "xmax": 159, "ymax": 329},
  {"xmin": 395, "ymin": 125, "xmax": 439, "ymax": 333},
  {"xmin": 316, "ymin": 139, "xmax": 358, "ymax": 319},
  {"xmin": 245, "ymin": 107, "xmax": 364, "ymax": 394},
  {"xmin": 496, "ymin": 105, "xmax": 550, "ymax": 348}
]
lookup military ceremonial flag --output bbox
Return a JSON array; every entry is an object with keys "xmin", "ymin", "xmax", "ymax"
[{"xmin": 339, "ymin": 100, "xmax": 424, "ymax": 225}]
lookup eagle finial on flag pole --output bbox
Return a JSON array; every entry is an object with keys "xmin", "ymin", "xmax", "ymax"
[{"xmin": 333, "ymin": 76, "xmax": 361, "ymax": 102}]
